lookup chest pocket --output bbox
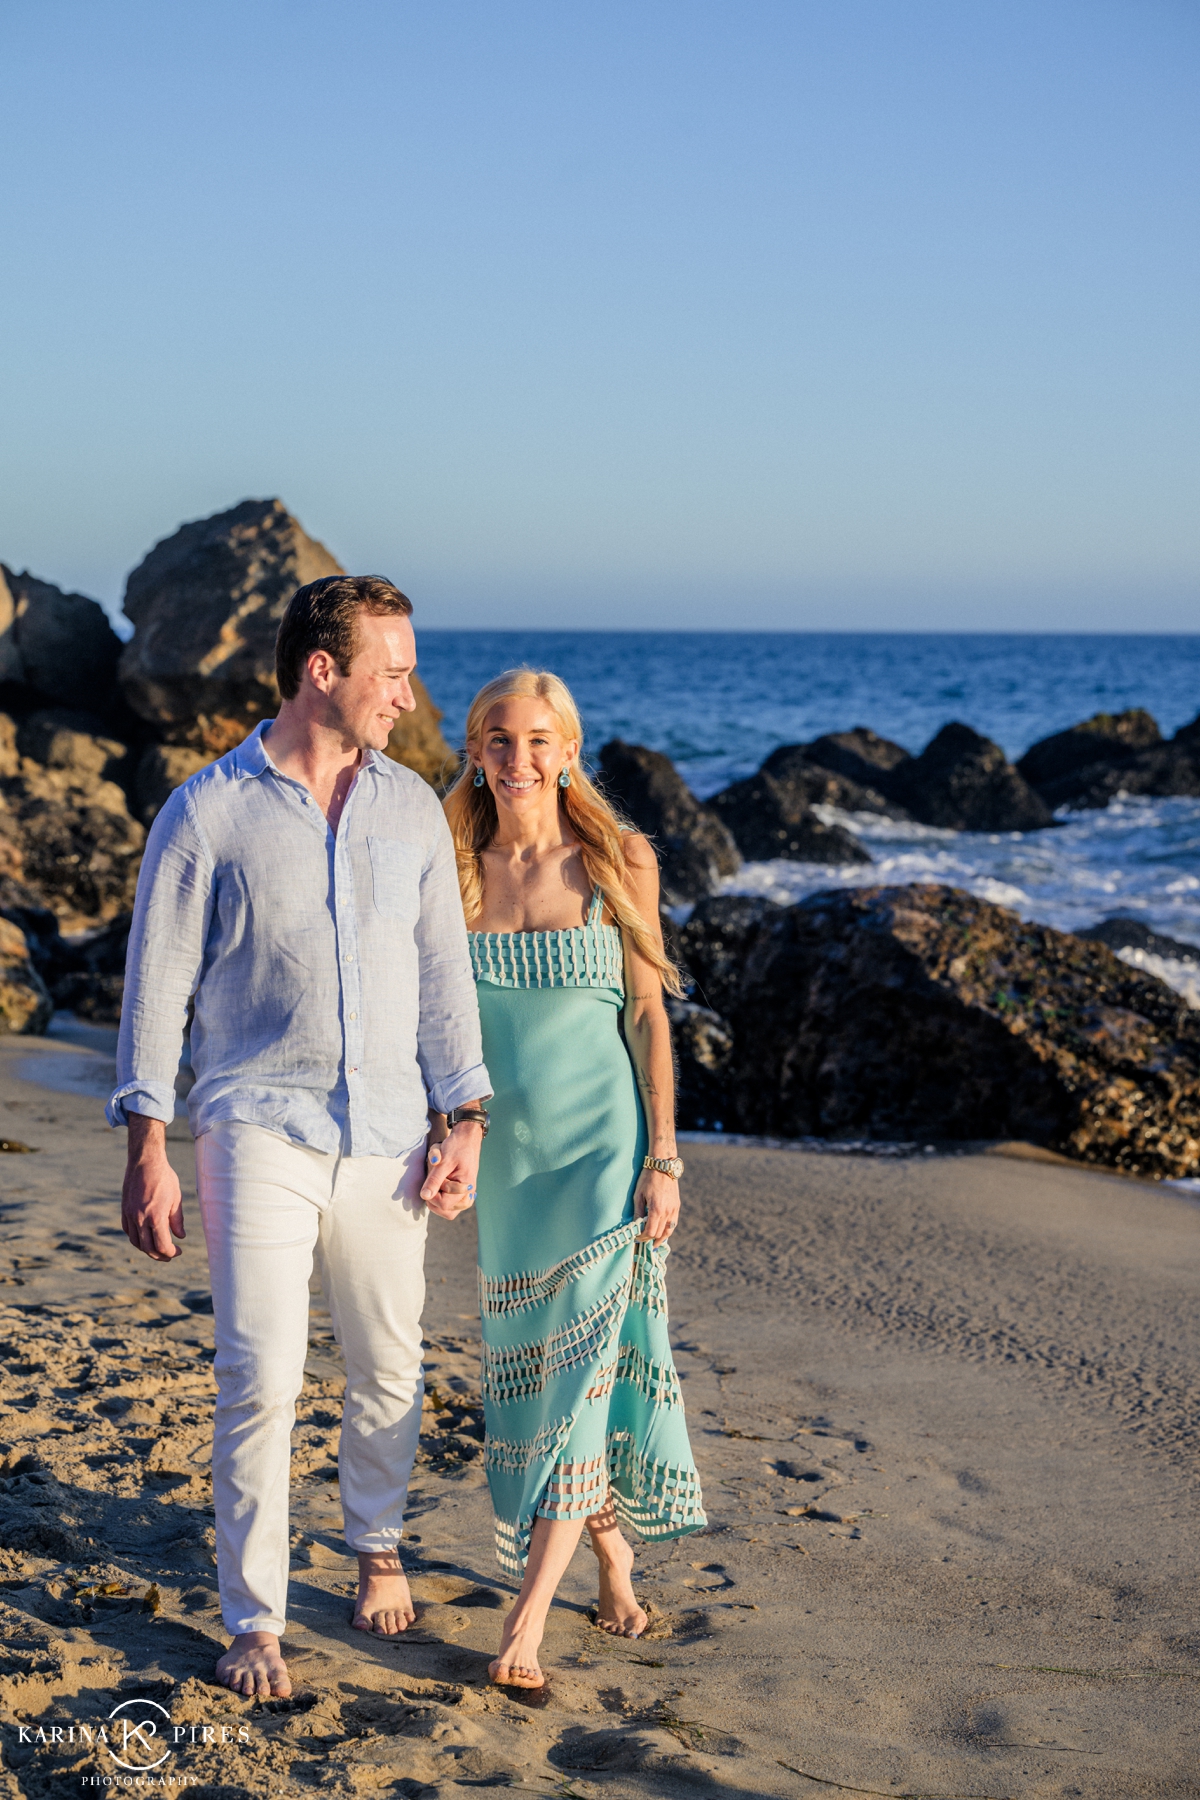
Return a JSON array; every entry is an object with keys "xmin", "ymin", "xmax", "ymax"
[{"xmin": 368, "ymin": 837, "xmax": 422, "ymax": 922}]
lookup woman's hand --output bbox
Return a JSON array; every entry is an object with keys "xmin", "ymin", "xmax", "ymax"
[{"xmin": 633, "ymin": 1168, "xmax": 680, "ymax": 1246}]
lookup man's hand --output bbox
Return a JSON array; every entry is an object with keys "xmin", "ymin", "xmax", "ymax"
[
  {"xmin": 122, "ymin": 1114, "xmax": 186, "ymax": 1261},
  {"xmin": 421, "ymin": 1107, "xmax": 486, "ymax": 1221}
]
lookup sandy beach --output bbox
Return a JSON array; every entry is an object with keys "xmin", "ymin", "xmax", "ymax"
[{"xmin": 0, "ymin": 1027, "xmax": 1196, "ymax": 1798}]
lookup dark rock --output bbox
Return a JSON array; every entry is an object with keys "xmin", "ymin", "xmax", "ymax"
[
  {"xmin": 667, "ymin": 998, "xmax": 734, "ymax": 1131},
  {"xmin": 17, "ymin": 710, "xmax": 130, "ymax": 791},
  {"xmin": 49, "ymin": 914, "xmax": 131, "ymax": 1024},
  {"xmin": 678, "ymin": 883, "xmax": 1200, "ymax": 1180},
  {"xmin": 1174, "ymin": 711, "xmax": 1200, "ymax": 749},
  {"xmin": 0, "ymin": 566, "xmax": 122, "ymax": 712},
  {"xmin": 0, "ymin": 917, "xmax": 52, "ymax": 1034},
  {"xmin": 892, "ymin": 723, "xmax": 1054, "ymax": 831},
  {"xmin": 709, "ymin": 766, "xmax": 873, "ymax": 864},
  {"xmin": 1017, "ymin": 709, "xmax": 1162, "ymax": 790},
  {"xmin": 679, "ymin": 894, "xmax": 781, "ymax": 1017},
  {"xmin": 597, "ymin": 741, "xmax": 740, "ymax": 904},
  {"xmin": 118, "ymin": 497, "xmax": 455, "ymax": 783},
  {"xmin": 1031, "ymin": 739, "xmax": 1200, "ymax": 812},
  {"xmin": 802, "ymin": 727, "xmax": 913, "ymax": 798},
  {"xmin": 762, "ymin": 742, "xmax": 910, "ymax": 817},
  {"xmin": 133, "ymin": 744, "xmax": 214, "ymax": 825},
  {"xmin": 1080, "ymin": 917, "xmax": 1199, "ymax": 965}
]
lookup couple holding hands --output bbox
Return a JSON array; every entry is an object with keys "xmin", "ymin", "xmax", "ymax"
[{"xmin": 111, "ymin": 575, "xmax": 706, "ymax": 1699}]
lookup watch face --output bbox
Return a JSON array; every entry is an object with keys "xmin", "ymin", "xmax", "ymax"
[{"xmin": 672, "ymin": 1158, "xmax": 684, "ymax": 1177}]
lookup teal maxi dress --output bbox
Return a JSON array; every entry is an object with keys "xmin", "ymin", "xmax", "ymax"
[{"xmin": 470, "ymin": 890, "xmax": 707, "ymax": 1578}]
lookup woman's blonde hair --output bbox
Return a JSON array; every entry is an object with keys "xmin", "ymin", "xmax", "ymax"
[{"xmin": 443, "ymin": 667, "xmax": 683, "ymax": 995}]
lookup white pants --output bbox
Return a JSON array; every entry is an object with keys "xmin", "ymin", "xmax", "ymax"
[{"xmin": 195, "ymin": 1121, "xmax": 429, "ymax": 1636}]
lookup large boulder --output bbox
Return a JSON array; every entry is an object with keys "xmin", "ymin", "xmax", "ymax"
[
  {"xmin": 708, "ymin": 738, "xmax": 877, "ymax": 864},
  {"xmin": 708, "ymin": 763, "xmax": 872, "ymax": 865},
  {"xmin": 677, "ymin": 895, "xmax": 778, "ymax": 1015},
  {"xmin": 0, "ymin": 566, "xmax": 122, "ymax": 713},
  {"xmin": 0, "ymin": 917, "xmax": 52, "ymax": 1035},
  {"xmin": 1017, "ymin": 709, "xmax": 1162, "ymax": 791},
  {"xmin": 676, "ymin": 884, "xmax": 1200, "ymax": 1180},
  {"xmin": 118, "ymin": 498, "xmax": 455, "ymax": 783},
  {"xmin": 1015, "ymin": 707, "xmax": 1200, "ymax": 812},
  {"xmin": 1020, "ymin": 710, "xmax": 1200, "ymax": 812},
  {"xmin": 892, "ymin": 723, "xmax": 1054, "ymax": 831},
  {"xmin": 802, "ymin": 728, "xmax": 913, "ymax": 802},
  {"xmin": 597, "ymin": 741, "xmax": 740, "ymax": 904}
]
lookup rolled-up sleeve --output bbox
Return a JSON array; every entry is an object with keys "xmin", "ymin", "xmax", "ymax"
[
  {"xmin": 413, "ymin": 814, "xmax": 491, "ymax": 1114},
  {"xmin": 107, "ymin": 785, "xmax": 215, "ymax": 1128}
]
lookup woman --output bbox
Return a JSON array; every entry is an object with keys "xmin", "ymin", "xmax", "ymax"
[{"xmin": 439, "ymin": 668, "xmax": 706, "ymax": 1689}]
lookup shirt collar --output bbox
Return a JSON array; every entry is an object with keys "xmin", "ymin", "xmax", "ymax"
[
  {"xmin": 231, "ymin": 720, "xmax": 275, "ymax": 779},
  {"xmin": 231, "ymin": 720, "xmax": 389, "ymax": 780}
]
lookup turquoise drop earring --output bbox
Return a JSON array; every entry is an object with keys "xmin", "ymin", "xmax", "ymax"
[
  {"xmin": 559, "ymin": 766, "xmax": 571, "ymax": 789},
  {"xmin": 473, "ymin": 766, "xmax": 486, "ymax": 788}
]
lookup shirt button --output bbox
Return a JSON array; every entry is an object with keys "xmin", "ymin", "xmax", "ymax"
[
  {"xmin": 348, "ymin": 1067, "xmax": 358, "ymax": 1075},
  {"xmin": 348, "ymin": 1011, "xmax": 358, "ymax": 1020},
  {"xmin": 344, "ymin": 953, "xmax": 354, "ymax": 962}
]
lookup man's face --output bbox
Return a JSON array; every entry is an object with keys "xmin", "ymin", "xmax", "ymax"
[{"xmin": 315, "ymin": 610, "xmax": 418, "ymax": 752}]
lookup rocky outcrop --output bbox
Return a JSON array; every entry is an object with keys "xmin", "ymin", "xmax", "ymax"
[
  {"xmin": 803, "ymin": 728, "xmax": 913, "ymax": 803},
  {"xmin": 709, "ymin": 749, "xmax": 874, "ymax": 865},
  {"xmin": 132, "ymin": 745, "xmax": 213, "ymax": 825},
  {"xmin": 675, "ymin": 884, "xmax": 1200, "ymax": 1180},
  {"xmin": 666, "ymin": 998, "xmax": 734, "ymax": 1129},
  {"xmin": 597, "ymin": 741, "xmax": 740, "ymax": 904},
  {"xmin": 708, "ymin": 722, "xmax": 1052, "ymax": 856},
  {"xmin": 1019, "ymin": 711, "xmax": 1200, "ymax": 812},
  {"xmin": 0, "ymin": 712, "xmax": 144, "ymax": 925},
  {"xmin": 0, "ymin": 917, "xmax": 52, "ymax": 1034},
  {"xmin": 1017, "ymin": 710, "xmax": 1162, "ymax": 791},
  {"xmin": 117, "ymin": 498, "xmax": 455, "ymax": 782},
  {"xmin": 0, "ymin": 567, "xmax": 122, "ymax": 713},
  {"xmin": 890, "ymin": 723, "xmax": 1054, "ymax": 831},
  {"xmin": 119, "ymin": 499, "xmax": 343, "ymax": 749}
]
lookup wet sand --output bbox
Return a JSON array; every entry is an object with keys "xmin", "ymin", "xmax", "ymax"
[{"xmin": 0, "ymin": 1026, "xmax": 1196, "ymax": 1797}]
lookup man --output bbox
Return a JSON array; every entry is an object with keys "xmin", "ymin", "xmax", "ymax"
[{"xmin": 109, "ymin": 576, "xmax": 489, "ymax": 1701}]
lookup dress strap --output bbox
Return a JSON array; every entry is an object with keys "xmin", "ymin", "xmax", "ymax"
[{"xmin": 587, "ymin": 885, "xmax": 604, "ymax": 925}]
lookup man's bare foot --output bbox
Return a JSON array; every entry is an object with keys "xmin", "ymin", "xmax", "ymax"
[
  {"xmin": 591, "ymin": 1532, "xmax": 648, "ymax": 1638},
  {"xmin": 353, "ymin": 1550, "xmax": 415, "ymax": 1636},
  {"xmin": 215, "ymin": 1631, "xmax": 292, "ymax": 1699},
  {"xmin": 489, "ymin": 1607, "xmax": 545, "ymax": 1687}
]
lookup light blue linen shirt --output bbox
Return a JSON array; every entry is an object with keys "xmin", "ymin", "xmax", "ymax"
[{"xmin": 107, "ymin": 721, "xmax": 490, "ymax": 1157}]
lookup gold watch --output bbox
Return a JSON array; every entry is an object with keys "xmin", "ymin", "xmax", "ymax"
[{"xmin": 643, "ymin": 1155, "xmax": 684, "ymax": 1180}]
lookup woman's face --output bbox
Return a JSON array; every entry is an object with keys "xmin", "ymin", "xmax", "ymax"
[{"xmin": 472, "ymin": 696, "xmax": 579, "ymax": 820}]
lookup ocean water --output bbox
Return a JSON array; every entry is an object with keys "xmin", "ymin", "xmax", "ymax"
[{"xmin": 417, "ymin": 632, "xmax": 1200, "ymax": 977}]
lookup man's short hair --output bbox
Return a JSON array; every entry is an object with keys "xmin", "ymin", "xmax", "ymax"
[{"xmin": 275, "ymin": 576, "xmax": 413, "ymax": 701}]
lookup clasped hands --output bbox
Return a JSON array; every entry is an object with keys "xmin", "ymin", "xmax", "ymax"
[{"xmin": 421, "ymin": 1117, "xmax": 483, "ymax": 1220}]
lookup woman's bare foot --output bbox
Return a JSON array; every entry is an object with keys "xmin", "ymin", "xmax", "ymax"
[
  {"xmin": 489, "ymin": 1606, "xmax": 546, "ymax": 1687},
  {"xmin": 591, "ymin": 1530, "xmax": 648, "ymax": 1637},
  {"xmin": 215, "ymin": 1632, "xmax": 292, "ymax": 1699},
  {"xmin": 353, "ymin": 1551, "xmax": 416, "ymax": 1636}
]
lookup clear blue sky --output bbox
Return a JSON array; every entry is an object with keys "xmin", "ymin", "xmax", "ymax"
[{"xmin": 1, "ymin": 1, "xmax": 1196, "ymax": 630}]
